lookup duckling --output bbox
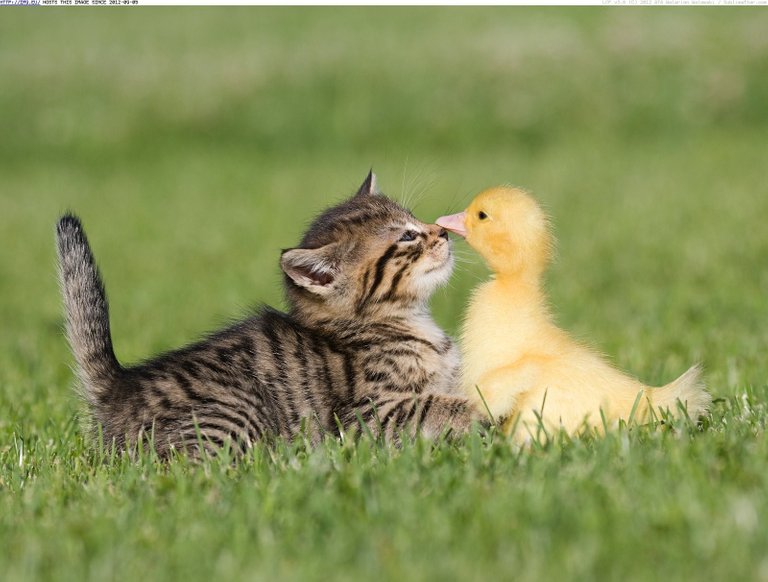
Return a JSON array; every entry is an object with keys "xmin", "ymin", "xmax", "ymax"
[{"xmin": 436, "ymin": 186, "xmax": 710, "ymax": 441}]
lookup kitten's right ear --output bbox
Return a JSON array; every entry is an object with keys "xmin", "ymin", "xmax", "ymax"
[
  {"xmin": 281, "ymin": 244, "xmax": 341, "ymax": 296},
  {"xmin": 354, "ymin": 170, "xmax": 378, "ymax": 197}
]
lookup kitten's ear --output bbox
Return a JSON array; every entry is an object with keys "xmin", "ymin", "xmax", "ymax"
[
  {"xmin": 354, "ymin": 170, "xmax": 378, "ymax": 197},
  {"xmin": 281, "ymin": 244, "xmax": 342, "ymax": 296}
]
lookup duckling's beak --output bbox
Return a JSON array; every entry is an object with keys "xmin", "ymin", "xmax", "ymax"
[{"xmin": 436, "ymin": 211, "xmax": 468, "ymax": 238}]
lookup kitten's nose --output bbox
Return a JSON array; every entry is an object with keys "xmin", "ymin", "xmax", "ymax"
[{"xmin": 438, "ymin": 228, "xmax": 449, "ymax": 240}]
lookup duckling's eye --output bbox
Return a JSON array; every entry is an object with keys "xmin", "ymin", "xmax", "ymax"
[
  {"xmin": 478, "ymin": 211, "xmax": 488, "ymax": 220},
  {"xmin": 399, "ymin": 230, "xmax": 418, "ymax": 242}
]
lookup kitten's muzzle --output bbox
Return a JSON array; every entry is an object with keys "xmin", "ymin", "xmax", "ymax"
[{"xmin": 426, "ymin": 223, "xmax": 449, "ymax": 241}]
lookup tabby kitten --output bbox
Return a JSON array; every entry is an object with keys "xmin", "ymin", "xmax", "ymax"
[{"xmin": 57, "ymin": 172, "xmax": 482, "ymax": 456}]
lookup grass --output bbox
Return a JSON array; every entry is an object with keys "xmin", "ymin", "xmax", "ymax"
[{"xmin": 2, "ymin": 8, "xmax": 768, "ymax": 581}]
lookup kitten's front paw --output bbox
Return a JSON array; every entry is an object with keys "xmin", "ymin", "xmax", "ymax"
[
  {"xmin": 448, "ymin": 404, "xmax": 494, "ymax": 438},
  {"xmin": 418, "ymin": 396, "xmax": 488, "ymax": 440}
]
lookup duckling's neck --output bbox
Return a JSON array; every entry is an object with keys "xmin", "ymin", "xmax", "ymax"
[
  {"xmin": 492, "ymin": 271, "xmax": 548, "ymax": 312},
  {"xmin": 495, "ymin": 268, "xmax": 543, "ymax": 289}
]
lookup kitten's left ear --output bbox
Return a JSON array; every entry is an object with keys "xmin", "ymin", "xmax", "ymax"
[
  {"xmin": 354, "ymin": 170, "xmax": 378, "ymax": 197},
  {"xmin": 281, "ymin": 243, "xmax": 343, "ymax": 296}
]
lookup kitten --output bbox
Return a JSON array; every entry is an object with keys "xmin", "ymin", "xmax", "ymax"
[{"xmin": 56, "ymin": 172, "xmax": 482, "ymax": 456}]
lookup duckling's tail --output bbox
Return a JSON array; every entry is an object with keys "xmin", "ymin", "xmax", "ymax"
[{"xmin": 647, "ymin": 365, "xmax": 710, "ymax": 419}]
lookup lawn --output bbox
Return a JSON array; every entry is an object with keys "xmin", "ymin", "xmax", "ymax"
[{"xmin": 1, "ymin": 8, "xmax": 767, "ymax": 581}]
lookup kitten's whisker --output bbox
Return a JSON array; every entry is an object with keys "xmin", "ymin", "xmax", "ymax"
[
  {"xmin": 399, "ymin": 160, "xmax": 437, "ymax": 214},
  {"xmin": 443, "ymin": 188, "xmax": 476, "ymax": 215},
  {"xmin": 399, "ymin": 157, "xmax": 410, "ymax": 208}
]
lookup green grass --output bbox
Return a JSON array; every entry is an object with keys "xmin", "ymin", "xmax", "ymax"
[{"xmin": 2, "ymin": 8, "xmax": 768, "ymax": 581}]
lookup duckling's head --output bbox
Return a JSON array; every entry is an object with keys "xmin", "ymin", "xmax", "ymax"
[{"xmin": 437, "ymin": 186, "xmax": 553, "ymax": 278}]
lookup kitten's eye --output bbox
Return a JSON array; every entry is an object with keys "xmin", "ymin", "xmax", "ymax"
[
  {"xmin": 399, "ymin": 230, "xmax": 418, "ymax": 242},
  {"xmin": 478, "ymin": 211, "xmax": 488, "ymax": 220}
]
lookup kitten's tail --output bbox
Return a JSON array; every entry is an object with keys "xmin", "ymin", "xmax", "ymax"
[{"xmin": 56, "ymin": 214, "xmax": 122, "ymax": 405}]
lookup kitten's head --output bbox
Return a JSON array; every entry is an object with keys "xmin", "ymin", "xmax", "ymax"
[{"xmin": 281, "ymin": 172, "xmax": 453, "ymax": 322}]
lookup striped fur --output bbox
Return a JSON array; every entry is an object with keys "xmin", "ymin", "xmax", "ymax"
[{"xmin": 56, "ymin": 173, "xmax": 482, "ymax": 456}]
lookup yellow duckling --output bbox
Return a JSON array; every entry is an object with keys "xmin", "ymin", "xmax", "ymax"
[{"xmin": 437, "ymin": 186, "xmax": 710, "ymax": 441}]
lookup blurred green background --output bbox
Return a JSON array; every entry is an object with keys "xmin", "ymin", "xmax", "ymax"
[
  {"xmin": 2, "ymin": 9, "xmax": 767, "ymax": 381},
  {"xmin": 2, "ymin": 8, "xmax": 768, "ymax": 581}
]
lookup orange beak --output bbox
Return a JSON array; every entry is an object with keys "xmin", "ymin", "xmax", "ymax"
[{"xmin": 436, "ymin": 211, "xmax": 468, "ymax": 238}]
